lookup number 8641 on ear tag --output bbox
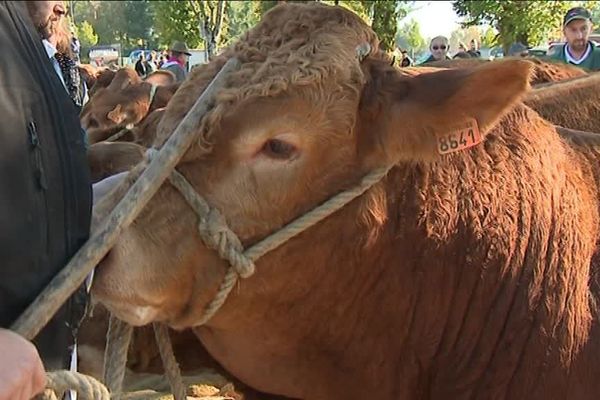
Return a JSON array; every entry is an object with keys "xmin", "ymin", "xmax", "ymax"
[{"xmin": 436, "ymin": 117, "xmax": 483, "ymax": 155}]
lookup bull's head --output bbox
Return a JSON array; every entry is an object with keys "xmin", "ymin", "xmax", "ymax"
[
  {"xmin": 92, "ymin": 3, "xmax": 531, "ymax": 333},
  {"xmin": 81, "ymin": 69, "xmax": 175, "ymax": 144}
]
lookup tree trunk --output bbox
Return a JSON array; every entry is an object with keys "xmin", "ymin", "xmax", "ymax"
[
  {"xmin": 498, "ymin": 23, "xmax": 511, "ymax": 56},
  {"xmin": 210, "ymin": 0, "xmax": 225, "ymax": 59},
  {"xmin": 516, "ymin": 32, "xmax": 529, "ymax": 47},
  {"xmin": 197, "ymin": 0, "xmax": 226, "ymax": 61}
]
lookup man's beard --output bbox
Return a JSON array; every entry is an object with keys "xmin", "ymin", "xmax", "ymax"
[
  {"xmin": 27, "ymin": 2, "xmax": 72, "ymax": 56},
  {"xmin": 36, "ymin": 16, "xmax": 56, "ymax": 39},
  {"xmin": 38, "ymin": 17, "xmax": 72, "ymax": 55},
  {"xmin": 570, "ymin": 39, "xmax": 587, "ymax": 52}
]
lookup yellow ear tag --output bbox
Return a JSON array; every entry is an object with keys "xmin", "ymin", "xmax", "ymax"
[{"xmin": 436, "ymin": 117, "xmax": 483, "ymax": 155}]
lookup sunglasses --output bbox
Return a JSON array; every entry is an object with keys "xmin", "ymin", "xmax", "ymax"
[{"xmin": 432, "ymin": 45, "xmax": 447, "ymax": 50}]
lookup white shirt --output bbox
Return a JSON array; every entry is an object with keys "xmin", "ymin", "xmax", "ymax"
[
  {"xmin": 43, "ymin": 39, "xmax": 67, "ymax": 88},
  {"xmin": 42, "ymin": 39, "xmax": 88, "ymax": 105},
  {"xmin": 43, "ymin": 40, "xmax": 84, "ymax": 400},
  {"xmin": 565, "ymin": 42, "xmax": 592, "ymax": 65}
]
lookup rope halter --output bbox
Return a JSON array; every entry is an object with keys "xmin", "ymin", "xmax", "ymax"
[{"xmin": 145, "ymin": 148, "xmax": 391, "ymax": 326}]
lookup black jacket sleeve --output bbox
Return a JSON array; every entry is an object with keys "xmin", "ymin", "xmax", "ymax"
[{"xmin": 0, "ymin": 1, "xmax": 92, "ymax": 369}]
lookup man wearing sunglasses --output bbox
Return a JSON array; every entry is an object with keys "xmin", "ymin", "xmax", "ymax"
[{"xmin": 422, "ymin": 36, "xmax": 451, "ymax": 64}]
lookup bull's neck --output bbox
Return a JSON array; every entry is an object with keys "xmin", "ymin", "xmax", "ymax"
[
  {"xmin": 380, "ymin": 110, "xmax": 598, "ymax": 398},
  {"xmin": 560, "ymin": 129, "xmax": 600, "ymax": 217}
]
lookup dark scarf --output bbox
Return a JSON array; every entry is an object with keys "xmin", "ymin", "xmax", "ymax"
[{"xmin": 54, "ymin": 52, "xmax": 84, "ymax": 108}]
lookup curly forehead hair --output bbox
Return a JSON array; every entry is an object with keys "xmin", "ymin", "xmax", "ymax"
[{"xmin": 157, "ymin": 2, "xmax": 387, "ymax": 155}]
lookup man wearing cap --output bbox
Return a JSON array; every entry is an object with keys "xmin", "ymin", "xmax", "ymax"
[
  {"xmin": 549, "ymin": 7, "xmax": 600, "ymax": 71},
  {"xmin": 160, "ymin": 41, "xmax": 191, "ymax": 82}
]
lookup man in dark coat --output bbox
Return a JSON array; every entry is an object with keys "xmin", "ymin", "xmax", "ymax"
[{"xmin": 0, "ymin": 1, "xmax": 92, "ymax": 398}]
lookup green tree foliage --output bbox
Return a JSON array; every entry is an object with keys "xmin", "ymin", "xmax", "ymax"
[
  {"xmin": 259, "ymin": 0, "xmax": 286, "ymax": 15},
  {"xmin": 153, "ymin": 1, "xmax": 232, "ymax": 57},
  {"xmin": 189, "ymin": 0, "xmax": 228, "ymax": 58},
  {"xmin": 453, "ymin": 1, "xmax": 573, "ymax": 53},
  {"xmin": 333, "ymin": 1, "xmax": 371, "ymax": 22},
  {"xmin": 71, "ymin": 1, "xmax": 155, "ymax": 52},
  {"xmin": 480, "ymin": 26, "xmax": 497, "ymax": 47},
  {"xmin": 70, "ymin": 0, "xmax": 99, "ymax": 29},
  {"xmin": 448, "ymin": 26, "xmax": 491, "ymax": 53},
  {"xmin": 123, "ymin": 0, "xmax": 157, "ymax": 48},
  {"xmin": 586, "ymin": 1, "xmax": 600, "ymax": 32},
  {"xmin": 152, "ymin": 1, "xmax": 202, "ymax": 49},
  {"xmin": 371, "ymin": 1, "xmax": 400, "ymax": 51},
  {"xmin": 70, "ymin": 0, "xmax": 416, "ymax": 58},
  {"xmin": 224, "ymin": 1, "xmax": 261, "ymax": 46},
  {"xmin": 396, "ymin": 19, "xmax": 426, "ymax": 53},
  {"xmin": 74, "ymin": 20, "xmax": 98, "ymax": 48},
  {"xmin": 85, "ymin": 1, "xmax": 126, "ymax": 45},
  {"xmin": 322, "ymin": 1, "xmax": 413, "ymax": 52}
]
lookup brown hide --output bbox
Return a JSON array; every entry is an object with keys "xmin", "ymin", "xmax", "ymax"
[
  {"xmin": 77, "ymin": 304, "xmax": 219, "ymax": 376},
  {"xmin": 91, "ymin": 3, "xmax": 600, "ymax": 399},
  {"xmin": 528, "ymin": 58, "xmax": 587, "ymax": 85},
  {"xmin": 77, "ymin": 305, "xmax": 282, "ymax": 399},
  {"xmin": 425, "ymin": 57, "xmax": 489, "ymax": 69},
  {"xmin": 557, "ymin": 126, "xmax": 600, "ymax": 215},
  {"xmin": 84, "ymin": 108, "xmax": 165, "ymax": 147},
  {"xmin": 81, "ymin": 68, "xmax": 178, "ymax": 143},
  {"xmin": 87, "ymin": 142, "xmax": 145, "ymax": 183},
  {"xmin": 130, "ymin": 108, "xmax": 165, "ymax": 148},
  {"xmin": 78, "ymin": 64, "xmax": 105, "ymax": 91},
  {"xmin": 525, "ymin": 73, "xmax": 600, "ymax": 132},
  {"xmin": 89, "ymin": 69, "xmax": 116, "ymax": 97},
  {"xmin": 423, "ymin": 57, "xmax": 587, "ymax": 85}
]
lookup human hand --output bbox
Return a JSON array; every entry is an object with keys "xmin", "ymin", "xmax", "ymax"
[{"xmin": 0, "ymin": 329, "xmax": 46, "ymax": 400}]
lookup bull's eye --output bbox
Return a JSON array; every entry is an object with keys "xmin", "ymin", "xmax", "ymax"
[
  {"xmin": 262, "ymin": 138, "xmax": 298, "ymax": 160},
  {"xmin": 88, "ymin": 118, "xmax": 99, "ymax": 128}
]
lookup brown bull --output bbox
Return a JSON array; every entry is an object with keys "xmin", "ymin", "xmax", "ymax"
[
  {"xmin": 81, "ymin": 68, "xmax": 178, "ymax": 143},
  {"xmin": 89, "ymin": 68, "xmax": 117, "ymax": 97},
  {"xmin": 87, "ymin": 141, "xmax": 145, "ymax": 184},
  {"xmin": 525, "ymin": 73, "xmax": 600, "ymax": 132},
  {"xmin": 85, "ymin": 107, "xmax": 165, "ymax": 148},
  {"xmin": 91, "ymin": 3, "xmax": 600, "ymax": 399},
  {"xmin": 78, "ymin": 64, "xmax": 107, "ymax": 92}
]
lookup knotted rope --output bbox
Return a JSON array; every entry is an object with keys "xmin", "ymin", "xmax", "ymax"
[
  {"xmin": 30, "ymin": 44, "xmax": 394, "ymax": 399},
  {"xmin": 17, "ymin": 59, "xmax": 240, "ymax": 400},
  {"xmin": 40, "ymin": 371, "xmax": 109, "ymax": 400},
  {"xmin": 148, "ymin": 150, "xmax": 392, "ymax": 325}
]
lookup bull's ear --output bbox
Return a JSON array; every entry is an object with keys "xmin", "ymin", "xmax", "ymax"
[
  {"xmin": 358, "ymin": 59, "xmax": 533, "ymax": 165},
  {"xmin": 107, "ymin": 104, "xmax": 127, "ymax": 124}
]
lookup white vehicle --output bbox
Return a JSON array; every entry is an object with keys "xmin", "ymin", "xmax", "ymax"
[
  {"xmin": 89, "ymin": 45, "xmax": 120, "ymax": 68},
  {"xmin": 188, "ymin": 49, "xmax": 210, "ymax": 68}
]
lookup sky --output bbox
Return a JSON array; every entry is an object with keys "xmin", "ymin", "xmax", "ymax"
[{"xmin": 401, "ymin": 1, "xmax": 463, "ymax": 40}]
